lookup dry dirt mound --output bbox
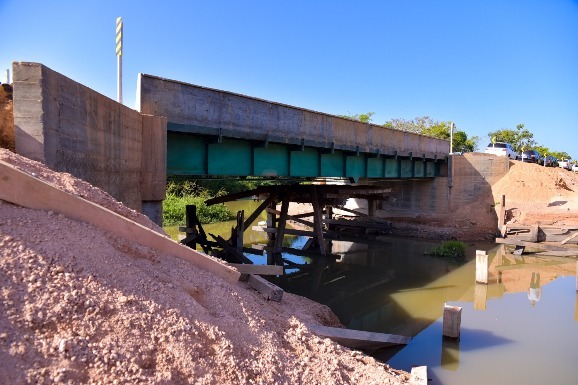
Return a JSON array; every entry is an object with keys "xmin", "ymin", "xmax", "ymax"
[
  {"xmin": 491, "ymin": 161, "xmax": 578, "ymax": 226},
  {"xmin": 0, "ymin": 148, "xmax": 163, "ymax": 235},
  {"xmin": 0, "ymin": 151, "xmax": 409, "ymax": 384}
]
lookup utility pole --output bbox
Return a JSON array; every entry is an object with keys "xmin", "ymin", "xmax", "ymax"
[
  {"xmin": 449, "ymin": 122, "xmax": 454, "ymax": 154},
  {"xmin": 116, "ymin": 17, "xmax": 123, "ymax": 104}
]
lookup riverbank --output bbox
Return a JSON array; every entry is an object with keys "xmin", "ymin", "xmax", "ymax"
[{"xmin": 0, "ymin": 148, "xmax": 411, "ymax": 384}]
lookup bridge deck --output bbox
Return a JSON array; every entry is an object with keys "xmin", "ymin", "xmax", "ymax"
[{"xmin": 138, "ymin": 74, "xmax": 449, "ymax": 179}]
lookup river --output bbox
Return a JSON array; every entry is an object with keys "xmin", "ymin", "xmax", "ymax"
[{"xmin": 165, "ymin": 200, "xmax": 578, "ymax": 385}]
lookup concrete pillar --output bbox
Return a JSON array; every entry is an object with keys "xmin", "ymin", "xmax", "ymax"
[
  {"xmin": 442, "ymin": 304, "xmax": 462, "ymax": 340},
  {"xmin": 476, "ymin": 250, "xmax": 489, "ymax": 284},
  {"xmin": 142, "ymin": 201, "xmax": 163, "ymax": 228}
]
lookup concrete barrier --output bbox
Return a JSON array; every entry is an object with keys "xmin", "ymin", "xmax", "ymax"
[{"xmin": 12, "ymin": 62, "xmax": 166, "ymax": 223}]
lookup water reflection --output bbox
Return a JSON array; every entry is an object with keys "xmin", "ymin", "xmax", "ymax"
[{"xmin": 166, "ymin": 201, "xmax": 578, "ymax": 385}]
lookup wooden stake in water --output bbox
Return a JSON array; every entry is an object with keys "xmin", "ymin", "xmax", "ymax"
[{"xmin": 443, "ymin": 304, "xmax": 462, "ymax": 340}]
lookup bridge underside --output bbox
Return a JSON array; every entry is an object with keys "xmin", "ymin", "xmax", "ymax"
[{"xmin": 167, "ymin": 130, "xmax": 443, "ymax": 180}]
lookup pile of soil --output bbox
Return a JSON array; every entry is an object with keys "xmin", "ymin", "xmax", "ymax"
[
  {"xmin": 0, "ymin": 149, "xmax": 410, "ymax": 384},
  {"xmin": 492, "ymin": 161, "xmax": 578, "ymax": 227}
]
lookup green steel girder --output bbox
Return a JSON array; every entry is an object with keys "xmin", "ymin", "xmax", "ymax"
[{"xmin": 166, "ymin": 131, "xmax": 441, "ymax": 179}]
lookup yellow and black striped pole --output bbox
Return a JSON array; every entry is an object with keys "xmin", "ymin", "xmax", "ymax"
[{"xmin": 116, "ymin": 17, "xmax": 123, "ymax": 103}]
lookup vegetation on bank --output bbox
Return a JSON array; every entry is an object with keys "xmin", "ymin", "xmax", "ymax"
[
  {"xmin": 425, "ymin": 240, "xmax": 467, "ymax": 260},
  {"xmin": 162, "ymin": 181, "xmax": 233, "ymax": 225},
  {"xmin": 162, "ymin": 178, "xmax": 275, "ymax": 226}
]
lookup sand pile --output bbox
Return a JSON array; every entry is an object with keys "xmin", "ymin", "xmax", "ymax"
[
  {"xmin": 0, "ymin": 150, "xmax": 409, "ymax": 384},
  {"xmin": 491, "ymin": 161, "xmax": 578, "ymax": 226}
]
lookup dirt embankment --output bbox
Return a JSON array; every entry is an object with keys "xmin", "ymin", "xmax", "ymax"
[
  {"xmin": 381, "ymin": 159, "xmax": 578, "ymax": 241},
  {"xmin": 0, "ymin": 148, "xmax": 410, "ymax": 384}
]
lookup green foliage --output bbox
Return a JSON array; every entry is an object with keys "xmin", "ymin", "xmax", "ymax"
[
  {"xmin": 488, "ymin": 123, "xmax": 536, "ymax": 153},
  {"xmin": 453, "ymin": 130, "xmax": 480, "ymax": 153},
  {"xmin": 383, "ymin": 116, "xmax": 479, "ymax": 152},
  {"xmin": 550, "ymin": 151, "xmax": 571, "ymax": 161},
  {"xmin": 163, "ymin": 181, "xmax": 234, "ymax": 225},
  {"xmin": 425, "ymin": 241, "xmax": 466, "ymax": 259},
  {"xmin": 339, "ymin": 112, "xmax": 375, "ymax": 123}
]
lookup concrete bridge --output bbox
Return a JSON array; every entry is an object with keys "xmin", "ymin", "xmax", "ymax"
[
  {"xmin": 137, "ymin": 74, "xmax": 449, "ymax": 180},
  {"xmin": 12, "ymin": 62, "xmax": 509, "ymax": 229}
]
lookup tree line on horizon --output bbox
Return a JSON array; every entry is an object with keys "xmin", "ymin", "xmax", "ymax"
[{"xmin": 339, "ymin": 113, "xmax": 572, "ymax": 161}]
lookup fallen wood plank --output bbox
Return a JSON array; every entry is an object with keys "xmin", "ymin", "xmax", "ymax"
[
  {"xmin": 495, "ymin": 238, "xmax": 570, "ymax": 251},
  {"xmin": 323, "ymin": 218, "xmax": 391, "ymax": 229},
  {"xmin": 266, "ymin": 207, "xmax": 315, "ymax": 227},
  {"xmin": 0, "ymin": 160, "xmax": 241, "ymax": 283},
  {"xmin": 309, "ymin": 324, "xmax": 411, "ymax": 352},
  {"xmin": 561, "ymin": 232, "xmax": 578, "ymax": 245},
  {"xmin": 227, "ymin": 264, "xmax": 284, "ymax": 275},
  {"xmin": 247, "ymin": 274, "xmax": 284, "ymax": 301},
  {"xmin": 535, "ymin": 250, "xmax": 578, "ymax": 257},
  {"xmin": 210, "ymin": 234, "xmax": 253, "ymax": 264},
  {"xmin": 494, "ymin": 260, "xmax": 566, "ymax": 271}
]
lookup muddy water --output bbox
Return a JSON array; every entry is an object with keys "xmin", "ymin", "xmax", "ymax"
[{"xmin": 166, "ymin": 201, "xmax": 578, "ymax": 385}]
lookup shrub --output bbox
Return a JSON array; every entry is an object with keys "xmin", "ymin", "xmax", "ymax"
[
  {"xmin": 163, "ymin": 181, "xmax": 234, "ymax": 225},
  {"xmin": 425, "ymin": 241, "xmax": 466, "ymax": 259}
]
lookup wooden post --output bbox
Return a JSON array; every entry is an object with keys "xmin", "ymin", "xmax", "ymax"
[
  {"xmin": 529, "ymin": 224, "xmax": 539, "ymax": 242},
  {"xmin": 476, "ymin": 250, "xmax": 488, "ymax": 284},
  {"xmin": 498, "ymin": 195, "xmax": 506, "ymax": 236},
  {"xmin": 310, "ymin": 186, "xmax": 327, "ymax": 256},
  {"xmin": 266, "ymin": 199, "xmax": 277, "ymax": 241},
  {"xmin": 236, "ymin": 210, "xmax": 244, "ymax": 253},
  {"xmin": 185, "ymin": 205, "xmax": 197, "ymax": 250},
  {"xmin": 272, "ymin": 196, "xmax": 290, "ymax": 255},
  {"xmin": 442, "ymin": 304, "xmax": 462, "ymax": 340},
  {"xmin": 368, "ymin": 198, "xmax": 376, "ymax": 218}
]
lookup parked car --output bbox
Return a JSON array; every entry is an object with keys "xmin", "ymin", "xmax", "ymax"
[
  {"xmin": 521, "ymin": 150, "xmax": 543, "ymax": 164},
  {"xmin": 543, "ymin": 156, "xmax": 558, "ymax": 167},
  {"xmin": 572, "ymin": 163, "xmax": 578, "ymax": 173},
  {"xmin": 485, "ymin": 142, "xmax": 518, "ymax": 160},
  {"xmin": 559, "ymin": 159, "xmax": 572, "ymax": 171}
]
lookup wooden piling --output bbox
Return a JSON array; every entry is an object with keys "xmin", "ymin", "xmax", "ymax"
[
  {"xmin": 442, "ymin": 304, "xmax": 462, "ymax": 340},
  {"xmin": 475, "ymin": 250, "xmax": 488, "ymax": 284},
  {"xmin": 498, "ymin": 195, "xmax": 506, "ymax": 236}
]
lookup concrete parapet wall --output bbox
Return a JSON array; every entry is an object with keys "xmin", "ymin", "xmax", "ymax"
[
  {"xmin": 12, "ymin": 62, "xmax": 166, "ymax": 217},
  {"xmin": 449, "ymin": 152, "xmax": 510, "ymax": 209},
  {"xmin": 138, "ymin": 74, "xmax": 449, "ymax": 160},
  {"xmin": 376, "ymin": 152, "xmax": 510, "ymax": 217}
]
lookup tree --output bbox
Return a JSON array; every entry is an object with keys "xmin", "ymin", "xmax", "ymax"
[
  {"xmin": 487, "ymin": 123, "xmax": 536, "ymax": 153},
  {"xmin": 383, "ymin": 116, "xmax": 480, "ymax": 152},
  {"xmin": 339, "ymin": 112, "xmax": 375, "ymax": 123},
  {"xmin": 550, "ymin": 151, "xmax": 571, "ymax": 161}
]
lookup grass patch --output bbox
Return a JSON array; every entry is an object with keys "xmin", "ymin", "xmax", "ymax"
[
  {"xmin": 425, "ymin": 240, "xmax": 466, "ymax": 260},
  {"xmin": 162, "ymin": 181, "xmax": 234, "ymax": 226}
]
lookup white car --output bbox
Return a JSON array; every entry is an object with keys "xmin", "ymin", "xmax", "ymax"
[
  {"xmin": 559, "ymin": 159, "xmax": 572, "ymax": 171},
  {"xmin": 484, "ymin": 142, "xmax": 518, "ymax": 160},
  {"xmin": 572, "ymin": 163, "xmax": 578, "ymax": 172}
]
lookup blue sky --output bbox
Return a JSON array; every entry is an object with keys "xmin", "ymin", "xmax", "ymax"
[{"xmin": 2, "ymin": 0, "xmax": 577, "ymax": 157}]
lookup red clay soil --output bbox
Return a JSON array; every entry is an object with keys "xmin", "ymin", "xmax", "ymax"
[{"xmin": 0, "ymin": 148, "xmax": 410, "ymax": 384}]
